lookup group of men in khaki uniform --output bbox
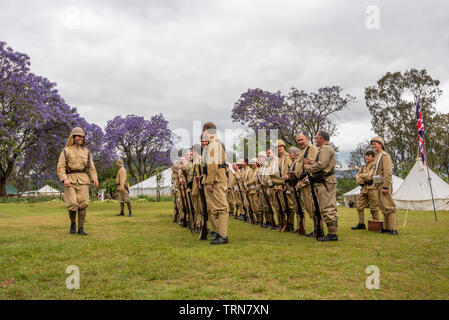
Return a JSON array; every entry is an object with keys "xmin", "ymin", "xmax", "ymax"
[
  {"xmin": 172, "ymin": 129, "xmax": 341, "ymax": 242},
  {"xmin": 57, "ymin": 127, "xmax": 133, "ymax": 236},
  {"xmin": 172, "ymin": 122, "xmax": 229, "ymax": 244},
  {"xmin": 351, "ymin": 137, "xmax": 398, "ymax": 235}
]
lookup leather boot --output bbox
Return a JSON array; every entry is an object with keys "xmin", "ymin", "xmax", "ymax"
[
  {"xmin": 77, "ymin": 227, "xmax": 88, "ymax": 236},
  {"xmin": 78, "ymin": 208, "xmax": 87, "ymax": 235},
  {"xmin": 351, "ymin": 223, "xmax": 366, "ymax": 230},
  {"xmin": 317, "ymin": 234, "xmax": 338, "ymax": 242},
  {"xmin": 116, "ymin": 203, "xmax": 125, "ymax": 216},
  {"xmin": 127, "ymin": 202, "xmax": 133, "ymax": 217},
  {"xmin": 69, "ymin": 210, "xmax": 77, "ymax": 234},
  {"xmin": 70, "ymin": 222, "xmax": 76, "ymax": 234},
  {"xmin": 210, "ymin": 236, "xmax": 229, "ymax": 245}
]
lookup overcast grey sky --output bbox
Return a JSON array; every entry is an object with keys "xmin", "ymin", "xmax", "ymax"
[{"xmin": 1, "ymin": 0, "xmax": 448, "ymax": 164}]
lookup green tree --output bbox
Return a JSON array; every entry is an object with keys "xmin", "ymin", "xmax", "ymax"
[{"xmin": 365, "ymin": 68, "xmax": 442, "ymax": 175}]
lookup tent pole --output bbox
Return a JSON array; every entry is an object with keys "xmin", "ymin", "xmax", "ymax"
[
  {"xmin": 403, "ymin": 203, "xmax": 409, "ymax": 227},
  {"xmin": 425, "ymin": 164, "xmax": 438, "ymax": 222}
]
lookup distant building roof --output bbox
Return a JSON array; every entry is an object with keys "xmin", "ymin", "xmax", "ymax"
[{"xmin": 6, "ymin": 184, "xmax": 19, "ymax": 195}]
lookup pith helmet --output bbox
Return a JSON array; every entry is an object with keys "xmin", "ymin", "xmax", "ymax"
[
  {"xmin": 117, "ymin": 159, "xmax": 124, "ymax": 167},
  {"xmin": 370, "ymin": 137, "xmax": 385, "ymax": 146},
  {"xmin": 236, "ymin": 158, "xmax": 245, "ymax": 165},
  {"xmin": 276, "ymin": 139, "xmax": 286, "ymax": 147},
  {"xmin": 71, "ymin": 127, "xmax": 85, "ymax": 137},
  {"xmin": 249, "ymin": 158, "xmax": 257, "ymax": 165}
]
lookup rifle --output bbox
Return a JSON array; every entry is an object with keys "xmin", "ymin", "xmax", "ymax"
[
  {"xmin": 236, "ymin": 180, "xmax": 249, "ymax": 222},
  {"xmin": 287, "ymin": 165, "xmax": 305, "ymax": 235},
  {"xmin": 308, "ymin": 175, "xmax": 323, "ymax": 239},
  {"xmin": 274, "ymin": 190, "xmax": 285, "ymax": 232},
  {"xmin": 292, "ymin": 187, "xmax": 306, "ymax": 235},
  {"xmin": 260, "ymin": 185, "xmax": 277, "ymax": 228},
  {"xmin": 242, "ymin": 184, "xmax": 256, "ymax": 225},
  {"xmin": 196, "ymin": 164, "xmax": 209, "ymax": 240},
  {"xmin": 280, "ymin": 186, "xmax": 291, "ymax": 232}
]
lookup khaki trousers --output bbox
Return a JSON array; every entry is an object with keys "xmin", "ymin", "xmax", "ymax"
[
  {"xmin": 64, "ymin": 183, "xmax": 89, "ymax": 211},
  {"xmin": 205, "ymin": 182, "xmax": 229, "ymax": 238},
  {"xmin": 377, "ymin": 185, "xmax": 397, "ymax": 230},
  {"xmin": 117, "ymin": 189, "xmax": 130, "ymax": 203},
  {"xmin": 313, "ymin": 182, "xmax": 338, "ymax": 235},
  {"xmin": 356, "ymin": 189, "xmax": 380, "ymax": 224}
]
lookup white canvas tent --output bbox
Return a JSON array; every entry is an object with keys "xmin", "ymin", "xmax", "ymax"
[
  {"xmin": 393, "ymin": 159, "xmax": 449, "ymax": 211},
  {"xmin": 129, "ymin": 168, "xmax": 172, "ymax": 197},
  {"xmin": 343, "ymin": 175, "xmax": 404, "ymax": 208},
  {"xmin": 38, "ymin": 185, "xmax": 61, "ymax": 196}
]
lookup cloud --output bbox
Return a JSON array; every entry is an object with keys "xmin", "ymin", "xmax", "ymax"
[{"xmin": 1, "ymin": 0, "xmax": 448, "ymax": 164}]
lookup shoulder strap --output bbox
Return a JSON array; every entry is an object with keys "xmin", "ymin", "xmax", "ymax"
[
  {"xmin": 374, "ymin": 152, "xmax": 384, "ymax": 174},
  {"xmin": 302, "ymin": 146, "xmax": 311, "ymax": 171}
]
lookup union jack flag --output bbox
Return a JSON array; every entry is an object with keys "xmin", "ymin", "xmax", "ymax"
[{"xmin": 416, "ymin": 101, "xmax": 426, "ymax": 165}]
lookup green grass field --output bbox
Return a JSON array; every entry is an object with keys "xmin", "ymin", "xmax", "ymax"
[{"xmin": 0, "ymin": 200, "xmax": 448, "ymax": 300}]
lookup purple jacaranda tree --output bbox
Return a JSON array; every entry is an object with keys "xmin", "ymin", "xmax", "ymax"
[
  {"xmin": 105, "ymin": 114, "xmax": 173, "ymax": 183},
  {"xmin": 0, "ymin": 41, "xmax": 112, "ymax": 195},
  {"xmin": 232, "ymin": 86, "xmax": 355, "ymax": 147}
]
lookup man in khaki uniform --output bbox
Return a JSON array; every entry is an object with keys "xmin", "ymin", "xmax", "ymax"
[
  {"xmin": 238, "ymin": 158, "xmax": 253, "ymax": 223},
  {"xmin": 257, "ymin": 151, "xmax": 276, "ymax": 228},
  {"xmin": 178, "ymin": 156, "xmax": 190, "ymax": 227},
  {"xmin": 232, "ymin": 162, "xmax": 244, "ymax": 220},
  {"xmin": 371, "ymin": 137, "xmax": 398, "ymax": 235},
  {"xmin": 115, "ymin": 159, "xmax": 133, "ymax": 217},
  {"xmin": 180, "ymin": 150, "xmax": 195, "ymax": 229},
  {"xmin": 266, "ymin": 148, "xmax": 281, "ymax": 230},
  {"xmin": 246, "ymin": 158, "xmax": 262, "ymax": 225},
  {"xmin": 202, "ymin": 122, "xmax": 229, "ymax": 244},
  {"xmin": 57, "ymin": 127, "xmax": 98, "ymax": 236},
  {"xmin": 294, "ymin": 133, "xmax": 320, "ymax": 237},
  {"xmin": 275, "ymin": 140, "xmax": 295, "ymax": 232},
  {"xmin": 352, "ymin": 150, "xmax": 380, "ymax": 230},
  {"xmin": 171, "ymin": 161, "xmax": 181, "ymax": 223},
  {"xmin": 286, "ymin": 146, "xmax": 301, "ymax": 233},
  {"xmin": 304, "ymin": 130, "xmax": 338, "ymax": 242},
  {"xmin": 191, "ymin": 145, "xmax": 203, "ymax": 233}
]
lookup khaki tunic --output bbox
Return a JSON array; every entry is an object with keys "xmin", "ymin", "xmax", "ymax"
[
  {"xmin": 305, "ymin": 143, "xmax": 338, "ymax": 234},
  {"xmin": 57, "ymin": 145, "xmax": 97, "ymax": 211}
]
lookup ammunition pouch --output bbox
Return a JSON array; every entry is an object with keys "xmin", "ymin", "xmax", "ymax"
[
  {"xmin": 311, "ymin": 171, "xmax": 334, "ymax": 184},
  {"xmin": 373, "ymin": 175, "xmax": 384, "ymax": 184},
  {"xmin": 288, "ymin": 175, "xmax": 299, "ymax": 187},
  {"xmin": 299, "ymin": 172, "xmax": 308, "ymax": 181}
]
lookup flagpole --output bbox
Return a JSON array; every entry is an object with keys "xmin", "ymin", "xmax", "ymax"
[{"xmin": 416, "ymin": 98, "xmax": 438, "ymax": 222}]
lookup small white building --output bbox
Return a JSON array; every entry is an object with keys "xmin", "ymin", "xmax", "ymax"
[{"xmin": 129, "ymin": 168, "xmax": 172, "ymax": 197}]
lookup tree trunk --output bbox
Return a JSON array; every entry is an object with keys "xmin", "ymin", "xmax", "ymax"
[{"xmin": 0, "ymin": 177, "xmax": 7, "ymax": 198}]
